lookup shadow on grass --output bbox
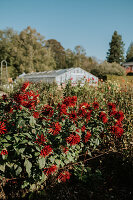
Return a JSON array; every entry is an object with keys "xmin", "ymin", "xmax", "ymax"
[{"xmin": 1, "ymin": 152, "xmax": 133, "ymax": 200}]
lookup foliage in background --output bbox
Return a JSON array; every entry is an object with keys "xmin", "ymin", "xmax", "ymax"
[
  {"xmin": 0, "ymin": 27, "xmax": 56, "ymax": 80},
  {"xmin": 126, "ymin": 42, "xmax": 133, "ymax": 61},
  {"xmin": 45, "ymin": 39, "xmax": 66, "ymax": 69},
  {"xmin": 90, "ymin": 61, "xmax": 126, "ymax": 79},
  {"xmin": 0, "ymin": 27, "xmax": 127, "ymax": 84},
  {"xmin": 106, "ymin": 30, "xmax": 125, "ymax": 64}
]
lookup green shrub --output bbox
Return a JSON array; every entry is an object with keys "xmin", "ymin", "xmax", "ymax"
[{"xmin": 90, "ymin": 61, "xmax": 126, "ymax": 78}]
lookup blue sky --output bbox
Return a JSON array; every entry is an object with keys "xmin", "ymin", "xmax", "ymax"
[{"xmin": 0, "ymin": 0, "xmax": 133, "ymax": 61}]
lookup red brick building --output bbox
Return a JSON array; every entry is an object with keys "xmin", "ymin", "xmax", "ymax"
[{"xmin": 123, "ymin": 57, "xmax": 133, "ymax": 74}]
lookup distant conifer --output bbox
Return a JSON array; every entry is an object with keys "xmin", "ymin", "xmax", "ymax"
[{"xmin": 107, "ymin": 31, "xmax": 125, "ymax": 64}]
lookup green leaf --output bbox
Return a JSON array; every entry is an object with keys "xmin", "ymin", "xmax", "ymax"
[
  {"xmin": 5, "ymin": 135, "xmax": 12, "ymax": 141},
  {"xmin": 60, "ymin": 161, "xmax": 64, "ymax": 167},
  {"xmin": 87, "ymin": 150, "xmax": 92, "ymax": 157},
  {"xmin": 24, "ymin": 159, "xmax": 32, "ymax": 177},
  {"xmin": 3, "ymin": 143, "xmax": 11, "ymax": 148},
  {"xmin": 49, "ymin": 157, "xmax": 55, "ymax": 163},
  {"xmin": 6, "ymin": 162, "xmax": 14, "ymax": 168},
  {"xmin": 34, "ymin": 152, "xmax": 40, "ymax": 157},
  {"xmin": 30, "ymin": 184, "xmax": 36, "ymax": 192},
  {"xmin": 95, "ymin": 138, "xmax": 99, "ymax": 146},
  {"xmin": 18, "ymin": 148, "xmax": 25, "ymax": 154},
  {"xmin": 21, "ymin": 181, "xmax": 30, "ymax": 189},
  {"xmin": 17, "ymin": 117, "xmax": 25, "ymax": 128},
  {"xmin": 38, "ymin": 157, "xmax": 46, "ymax": 169},
  {"xmin": 28, "ymin": 141, "xmax": 34, "ymax": 146},
  {"xmin": 35, "ymin": 146, "xmax": 41, "ymax": 152},
  {"xmin": 80, "ymin": 143, "xmax": 84, "ymax": 148},
  {"xmin": 2, "ymin": 154, "xmax": 7, "ymax": 160},
  {"xmin": 14, "ymin": 164, "xmax": 18, "ymax": 170},
  {"xmin": 14, "ymin": 136, "xmax": 20, "ymax": 143},
  {"xmin": 0, "ymin": 164, "xmax": 5, "ymax": 172},
  {"xmin": 76, "ymin": 145, "xmax": 80, "ymax": 150},
  {"xmin": 67, "ymin": 155, "xmax": 73, "ymax": 162},
  {"xmin": 64, "ymin": 159, "xmax": 70, "ymax": 164},
  {"xmin": 29, "ymin": 116, "xmax": 36, "ymax": 127},
  {"xmin": 20, "ymin": 139, "xmax": 28, "ymax": 144},
  {"xmin": 32, "ymin": 129, "xmax": 36, "ymax": 134},
  {"xmin": 16, "ymin": 166, "xmax": 22, "ymax": 176},
  {"xmin": 55, "ymin": 159, "xmax": 61, "ymax": 166},
  {"xmin": 23, "ymin": 132, "xmax": 32, "ymax": 139},
  {"xmin": 1, "ymin": 139, "xmax": 8, "ymax": 143},
  {"xmin": 40, "ymin": 172, "xmax": 47, "ymax": 183}
]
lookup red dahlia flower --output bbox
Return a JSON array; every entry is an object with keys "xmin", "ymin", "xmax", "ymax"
[
  {"xmin": 86, "ymin": 111, "xmax": 92, "ymax": 121},
  {"xmin": 93, "ymin": 102, "xmax": 99, "ymax": 109},
  {"xmin": 1, "ymin": 149, "xmax": 8, "ymax": 155},
  {"xmin": 2, "ymin": 94, "xmax": 8, "ymax": 101},
  {"xmin": 9, "ymin": 108, "xmax": 13, "ymax": 113},
  {"xmin": 13, "ymin": 93, "xmax": 23, "ymax": 104},
  {"xmin": 108, "ymin": 102, "xmax": 116, "ymax": 111},
  {"xmin": 66, "ymin": 133, "xmax": 80, "ymax": 145},
  {"xmin": 42, "ymin": 105, "xmax": 54, "ymax": 118},
  {"xmin": 33, "ymin": 111, "xmax": 39, "ymax": 118},
  {"xmin": 62, "ymin": 96, "xmax": 77, "ymax": 107},
  {"xmin": 49, "ymin": 122, "xmax": 61, "ymax": 136},
  {"xmin": 0, "ymin": 122, "xmax": 7, "ymax": 135},
  {"xmin": 69, "ymin": 111, "xmax": 77, "ymax": 121},
  {"xmin": 78, "ymin": 107, "xmax": 87, "ymax": 117},
  {"xmin": 13, "ymin": 90, "xmax": 39, "ymax": 110},
  {"xmin": 79, "ymin": 102, "xmax": 91, "ymax": 110},
  {"xmin": 61, "ymin": 104, "xmax": 67, "ymax": 115},
  {"xmin": 84, "ymin": 131, "xmax": 91, "ymax": 143},
  {"xmin": 71, "ymin": 96, "xmax": 77, "ymax": 105},
  {"xmin": 81, "ymin": 125, "xmax": 86, "ymax": 132},
  {"xmin": 111, "ymin": 125, "xmax": 124, "ymax": 138},
  {"xmin": 62, "ymin": 146, "xmax": 69, "ymax": 154},
  {"xmin": 40, "ymin": 145, "xmax": 53, "ymax": 157},
  {"xmin": 57, "ymin": 103, "xmax": 67, "ymax": 115},
  {"xmin": 21, "ymin": 82, "xmax": 30, "ymax": 92},
  {"xmin": 43, "ymin": 165, "xmax": 57, "ymax": 176},
  {"xmin": 62, "ymin": 97, "xmax": 71, "ymax": 107},
  {"xmin": 99, "ymin": 112, "xmax": 108, "ymax": 123},
  {"xmin": 110, "ymin": 110, "xmax": 124, "ymax": 122},
  {"xmin": 78, "ymin": 103, "xmax": 91, "ymax": 117},
  {"xmin": 58, "ymin": 171, "xmax": 71, "ymax": 182},
  {"xmin": 114, "ymin": 111, "xmax": 124, "ymax": 122},
  {"xmin": 35, "ymin": 134, "xmax": 47, "ymax": 146},
  {"xmin": 102, "ymin": 116, "xmax": 108, "ymax": 123}
]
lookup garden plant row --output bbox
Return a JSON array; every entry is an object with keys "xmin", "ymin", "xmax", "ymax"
[{"xmin": 0, "ymin": 79, "xmax": 132, "ymax": 198}]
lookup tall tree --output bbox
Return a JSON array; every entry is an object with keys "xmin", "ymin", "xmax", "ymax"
[
  {"xmin": 0, "ymin": 28, "xmax": 19, "ymax": 80},
  {"xmin": 126, "ymin": 42, "xmax": 133, "ymax": 61},
  {"xmin": 73, "ymin": 45, "xmax": 86, "ymax": 67},
  {"xmin": 0, "ymin": 27, "xmax": 56, "ymax": 79},
  {"xmin": 17, "ymin": 26, "xmax": 55, "ymax": 73},
  {"xmin": 106, "ymin": 31, "xmax": 125, "ymax": 64},
  {"xmin": 0, "ymin": 28, "xmax": 17, "ymax": 64},
  {"xmin": 45, "ymin": 39, "xmax": 66, "ymax": 69},
  {"xmin": 65, "ymin": 49, "xmax": 75, "ymax": 68}
]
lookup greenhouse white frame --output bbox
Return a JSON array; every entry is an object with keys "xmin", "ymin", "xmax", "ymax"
[{"xmin": 18, "ymin": 67, "xmax": 98, "ymax": 85}]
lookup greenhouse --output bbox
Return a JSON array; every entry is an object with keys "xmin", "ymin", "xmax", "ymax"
[{"xmin": 18, "ymin": 67, "xmax": 98, "ymax": 85}]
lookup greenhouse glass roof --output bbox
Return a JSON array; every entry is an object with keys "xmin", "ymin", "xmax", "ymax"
[{"xmin": 22, "ymin": 68, "xmax": 73, "ymax": 78}]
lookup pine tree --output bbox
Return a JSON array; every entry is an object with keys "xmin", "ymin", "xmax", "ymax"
[
  {"xmin": 107, "ymin": 31, "xmax": 125, "ymax": 64},
  {"xmin": 126, "ymin": 42, "xmax": 133, "ymax": 61}
]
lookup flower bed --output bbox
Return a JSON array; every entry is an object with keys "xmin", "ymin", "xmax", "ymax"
[{"xmin": 0, "ymin": 82, "xmax": 127, "ymax": 193}]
